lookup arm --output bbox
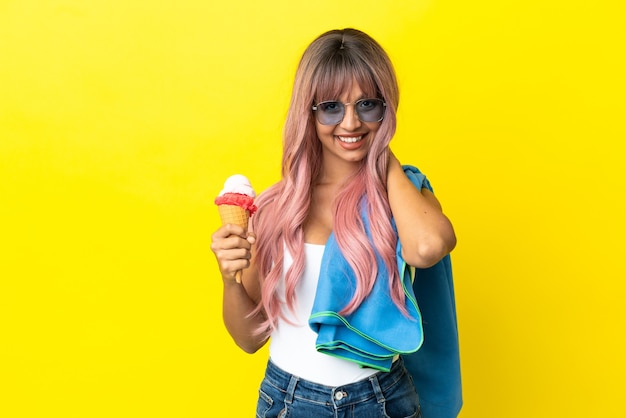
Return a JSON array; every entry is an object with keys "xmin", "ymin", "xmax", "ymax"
[
  {"xmin": 386, "ymin": 152, "xmax": 457, "ymax": 268},
  {"xmin": 210, "ymin": 224, "xmax": 269, "ymax": 353}
]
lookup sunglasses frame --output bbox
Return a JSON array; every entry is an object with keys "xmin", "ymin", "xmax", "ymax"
[{"xmin": 312, "ymin": 98, "xmax": 386, "ymax": 125}]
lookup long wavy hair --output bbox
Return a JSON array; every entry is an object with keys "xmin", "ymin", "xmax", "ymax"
[{"xmin": 251, "ymin": 28, "xmax": 404, "ymax": 335}]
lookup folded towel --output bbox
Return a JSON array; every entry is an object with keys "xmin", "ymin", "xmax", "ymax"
[
  {"xmin": 308, "ymin": 167, "xmax": 428, "ymax": 372},
  {"xmin": 401, "ymin": 166, "xmax": 462, "ymax": 418},
  {"xmin": 308, "ymin": 165, "xmax": 462, "ymax": 417}
]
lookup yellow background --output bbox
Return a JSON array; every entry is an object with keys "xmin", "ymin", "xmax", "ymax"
[{"xmin": 1, "ymin": 1, "xmax": 625, "ymax": 417}]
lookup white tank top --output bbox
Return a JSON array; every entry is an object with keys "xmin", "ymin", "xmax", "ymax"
[{"xmin": 268, "ymin": 243, "xmax": 379, "ymax": 386}]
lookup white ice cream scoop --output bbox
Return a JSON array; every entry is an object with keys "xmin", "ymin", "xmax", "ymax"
[{"xmin": 218, "ymin": 174, "xmax": 256, "ymax": 197}]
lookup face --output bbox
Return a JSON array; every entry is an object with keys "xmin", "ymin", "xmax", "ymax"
[{"xmin": 314, "ymin": 82, "xmax": 382, "ymax": 167}]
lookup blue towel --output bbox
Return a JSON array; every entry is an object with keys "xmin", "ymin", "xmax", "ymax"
[
  {"xmin": 308, "ymin": 217, "xmax": 423, "ymax": 371},
  {"xmin": 308, "ymin": 165, "xmax": 462, "ymax": 418}
]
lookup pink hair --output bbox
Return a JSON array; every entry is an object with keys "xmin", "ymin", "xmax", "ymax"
[{"xmin": 251, "ymin": 29, "xmax": 406, "ymax": 336}]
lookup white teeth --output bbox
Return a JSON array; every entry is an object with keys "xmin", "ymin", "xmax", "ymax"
[{"xmin": 337, "ymin": 135, "xmax": 363, "ymax": 143}]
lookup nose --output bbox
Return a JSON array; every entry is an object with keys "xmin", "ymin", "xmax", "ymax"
[{"xmin": 339, "ymin": 103, "xmax": 362, "ymax": 130}]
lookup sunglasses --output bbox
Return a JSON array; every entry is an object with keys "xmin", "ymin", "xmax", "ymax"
[{"xmin": 312, "ymin": 98, "xmax": 386, "ymax": 125}]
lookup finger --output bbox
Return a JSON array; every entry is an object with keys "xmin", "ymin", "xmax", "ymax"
[
  {"xmin": 219, "ymin": 257, "xmax": 251, "ymax": 281},
  {"xmin": 212, "ymin": 223, "xmax": 247, "ymax": 239},
  {"xmin": 211, "ymin": 234, "xmax": 252, "ymax": 253},
  {"xmin": 214, "ymin": 246, "xmax": 251, "ymax": 261}
]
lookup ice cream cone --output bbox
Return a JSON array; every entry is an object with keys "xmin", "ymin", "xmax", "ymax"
[
  {"xmin": 217, "ymin": 204, "xmax": 250, "ymax": 283},
  {"xmin": 217, "ymin": 204, "xmax": 250, "ymax": 231},
  {"xmin": 215, "ymin": 175, "xmax": 257, "ymax": 284}
]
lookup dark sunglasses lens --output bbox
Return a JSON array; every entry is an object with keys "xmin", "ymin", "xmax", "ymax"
[
  {"xmin": 355, "ymin": 99, "xmax": 385, "ymax": 122},
  {"xmin": 317, "ymin": 102, "xmax": 344, "ymax": 125}
]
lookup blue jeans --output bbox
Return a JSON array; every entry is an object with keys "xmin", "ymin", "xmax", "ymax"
[{"xmin": 256, "ymin": 357, "xmax": 421, "ymax": 418}]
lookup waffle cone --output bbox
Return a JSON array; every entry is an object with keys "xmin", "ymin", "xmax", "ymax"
[{"xmin": 217, "ymin": 204, "xmax": 249, "ymax": 230}]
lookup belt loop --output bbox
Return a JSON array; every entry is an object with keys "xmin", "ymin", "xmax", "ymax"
[
  {"xmin": 284, "ymin": 375, "xmax": 298, "ymax": 405},
  {"xmin": 369, "ymin": 374, "xmax": 386, "ymax": 404}
]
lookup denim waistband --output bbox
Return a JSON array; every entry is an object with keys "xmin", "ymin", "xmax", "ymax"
[{"xmin": 263, "ymin": 357, "xmax": 408, "ymax": 408}]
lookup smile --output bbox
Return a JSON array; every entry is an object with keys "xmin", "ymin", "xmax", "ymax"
[{"xmin": 336, "ymin": 135, "xmax": 363, "ymax": 144}]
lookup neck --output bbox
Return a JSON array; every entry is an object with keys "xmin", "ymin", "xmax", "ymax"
[{"xmin": 317, "ymin": 156, "xmax": 362, "ymax": 186}]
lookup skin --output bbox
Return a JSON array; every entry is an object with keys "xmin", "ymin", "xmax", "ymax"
[
  {"xmin": 210, "ymin": 82, "xmax": 456, "ymax": 353},
  {"xmin": 210, "ymin": 223, "xmax": 263, "ymax": 353}
]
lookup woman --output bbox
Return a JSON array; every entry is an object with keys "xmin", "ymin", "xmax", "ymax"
[{"xmin": 211, "ymin": 28, "xmax": 457, "ymax": 418}]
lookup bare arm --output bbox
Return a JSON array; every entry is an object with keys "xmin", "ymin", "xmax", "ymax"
[
  {"xmin": 387, "ymin": 152, "xmax": 457, "ymax": 268},
  {"xmin": 210, "ymin": 224, "xmax": 269, "ymax": 353}
]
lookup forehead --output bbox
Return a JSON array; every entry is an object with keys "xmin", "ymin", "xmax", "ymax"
[
  {"xmin": 335, "ymin": 82, "xmax": 368, "ymax": 101},
  {"xmin": 313, "ymin": 67, "xmax": 378, "ymax": 102}
]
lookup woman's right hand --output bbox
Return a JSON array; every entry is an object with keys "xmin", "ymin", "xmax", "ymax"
[{"xmin": 210, "ymin": 224, "xmax": 256, "ymax": 283}]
